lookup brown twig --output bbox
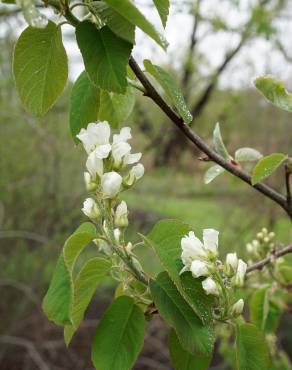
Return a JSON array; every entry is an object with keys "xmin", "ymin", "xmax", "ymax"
[{"xmin": 247, "ymin": 244, "xmax": 292, "ymax": 273}]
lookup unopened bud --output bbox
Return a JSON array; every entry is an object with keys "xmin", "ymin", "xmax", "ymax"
[
  {"xmin": 225, "ymin": 253, "xmax": 238, "ymax": 276},
  {"xmin": 231, "ymin": 299, "xmax": 244, "ymax": 316},
  {"xmin": 115, "ymin": 201, "xmax": 128, "ymax": 228},
  {"xmin": 234, "ymin": 259, "xmax": 247, "ymax": 287},
  {"xmin": 84, "ymin": 172, "xmax": 98, "ymax": 192},
  {"xmin": 125, "ymin": 242, "xmax": 133, "ymax": 254},
  {"xmin": 82, "ymin": 198, "xmax": 100, "ymax": 221}
]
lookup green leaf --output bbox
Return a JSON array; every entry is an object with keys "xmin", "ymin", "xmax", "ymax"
[
  {"xmin": 93, "ymin": 2, "xmax": 135, "ymax": 43},
  {"xmin": 153, "ymin": 0, "xmax": 170, "ymax": 28},
  {"xmin": 13, "ymin": 21, "xmax": 68, "ymax": 117},
  {"xmin": 235, "ymin": 148, "xmax": 263, "ymax": 162},
  {"xmin": 144, "ymin": 59, "xmax": 192, "ymax": 123},
  {"xmin": 76, "ymin": 22, "xmax": 133, "ymax": 93},
  {"xmin": 42, "ymin": 223, "xmax": 97, "ymax": 326},
  {"xmin": 254, "ymin": 76, "xmax": 292, "ymax": 113},
  {"xmin": 144, "ymin": 219, "xmax": 214, "ymax": 324},
  {"xmin": 70, "ymin": 71, "xmax": 100, "ymax": 141},
  {"xmin": 213, "ymin": 122, "xmax": 230, "ymax": 160},
  {"xmin": 236, "ymin": 323, "xmax": 269, "ymax": 370},
  {"xmin": 204, "ymin": 165, "xmax": 225, "ymax": 184},
  {"xmin": 99, "ymin": 87, "xmax": 135, "ymax": 129},
  {"xmin": 64, "ymin": 257, "xmax": 111, "ymax": 345},
  {"xmin": 251, "ymin": 153, "xmax": 287, "ymax": 185},
  {"xmin": 249, "ymin": 287, "xmax": 270, "ymax": 331},
  {"xmin": 92, "ymin": 296, "xmax": 145, "ymax": 370},
  {"xmin": 42, "ymin": 255, "xmax": 72, "ymax": 325},
  {"xmin": 278, "ymin": 265, "xmax": 292, "ymax": 283},
  {"xmin": 168, "ymin": 329, "xmax": 212, "ymax": 370},
  {"xmin": 265, "ymin": 300, "xmax": 282, "ymax": 333},
  {"xmin": 150, "ymin": 272, "xmax": 215, "ymax": 356},
  {"xmin": 103, "ymin": 0, "xmax": 168, "ymax": 50}
]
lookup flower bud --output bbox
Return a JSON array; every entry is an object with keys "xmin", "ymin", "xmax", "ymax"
[
  {"xmin": 231, "ymin": 298, "xmax": 244, "ymax": 316},
  {"xmin": 225, "ymin": 253, "xmax": 238, "ymax": 276},
  {"xmin": 190, "ymin": 260, "xmax": 209, "ymax": 278},
  {"xmin": 84, "ymin": 172, "xmax": 97, "ymax": 191},
  {"xmin": 234, "ymin": 259, "xmax": 247, "ymax": 287},
  {"xmin": 93, "ymin": 238, "xmax": 112, "ymax": 256},
  {"xmin": 124, "ymin": 164, "xmax": 144, "ymax": 186},
  {"xmin": 246, "ymin": 243, "xmax": 253, "ymax": 253},
  {"xmin": 268, "ymin": 232, "xmax": 275, "ymax": 239},
  {"xmin": 101, "ymin": 171, "xmax": 122, "ymax": 198},
  {"xmin": 262, "ymin": 227, "xmax": 268, "ymax": 235},
  {"xmin": 82, "ymin": 198, "xmax": 100, "ymax": 220},
  {"xmin": 125, "ymin": 242, "xmax": 133, "ymax": 254},
  {"xmin": 263, "ymin": 237, "xmax": 269, "ymax": 243},
  {"xmin": 115, "ymin": 201, "xmax": 128, "ymax": 228},
  {"xmin": 202, "ymin": 277, "xmax": 220, "ymax": 296}
]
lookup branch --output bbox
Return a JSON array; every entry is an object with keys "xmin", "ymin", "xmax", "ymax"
[
  {"xmin": 129, "ymin": 56, "xmax": 291, "ymax": 218},
  {"xmin": 247, "ymin": 244, "xmax": 292, "ymax": 273},
  {"xmin": 285, "ymin": 164, "xmax": 291, "ymax": 207}
]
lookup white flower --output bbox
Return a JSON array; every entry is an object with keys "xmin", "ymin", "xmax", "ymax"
[
  {"xmin": 234, "ymin": 259, "xmax": 247, "ymax": 287},
  {"xmin": 112, "ymin": 141, "xmax": 131, "ymax": 167},
  {"xmin": 190, "ymin": 260, "xmax": 209, "ymax": 278},
  {"xmin": 77, "ymin": 121, "xmax": 110, "ymax": 154},
  {"xmin": 113, "ymin": 127, "xmax": 132, "ymax": 143},
  {"xmin": 115, "ymin": 201, "xmax": 128, "ymax": 228},
  {"xmin": 203, "ymin": 228, "xmax": 219, "ymax": 257},
  {"xmin": 202, "ymin": 277, "xmax": 220, "ymax": 296},
  {"xmin": 101, "ymin": 171, "xmax": 122, "ymax": 198},
  {"xmin": 82, "ymin": 198, "xmax": 100, "ymax": 220},
  {"xmin": 84, "ymin": 172, "xmax": 97, "ymax": 191},
  {"xmin": 86, "ymin": 151, "xmax": 104, "ymax": 177},
  {"xmin": 225, "ymin": 253, "xmax": 238, "ymax": 276},
  {"xmin": 181, "ymin": 231, "xmax": 207, "ymax": 267},
  {"xmin": 231, "ymin": 299, "xmax": 244, "ymax": 316}
]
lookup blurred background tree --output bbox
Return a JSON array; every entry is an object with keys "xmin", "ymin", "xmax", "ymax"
[{"xmin": 0, "ymin": 0, "xmax": 291, "ymax": 369}]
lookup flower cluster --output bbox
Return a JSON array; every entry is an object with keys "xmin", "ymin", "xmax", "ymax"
[
  {"xmin": 78, "ymin": 121, "xmax": 144, "ymax": 259},
  {"xmin": 181, "ymin": 229, "xmax": 247, "ymax": 319},
  {"xmin": 78, "ymin": 121, "xmax": 144, "ymax": 202},
  {"xmin": 246, "ymin": 227, "xmax": 275, "ymax": 263}
]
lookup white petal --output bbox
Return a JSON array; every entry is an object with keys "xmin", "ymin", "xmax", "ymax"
[
  {"xmin": 202, "ymin": 277, "xmax": 220, "ymax": 296},
  {"xmin": 92, "ymin": 121, "xmax": 111, "ymax": 145},
  {"xmin": 113, "ymin": 127, "xmax": 132, "ymax": 143},
  {"xmin": 190, "ymin": 260, "xmax": 209, "ymax": 278},
  {"xmin": 112, "ymin": 142, "xmax": 131, "ymax": 165},
  {"xmin": 93, "ymin": 144, "xmax": 112, "ymax": 159},
  {"xmin": 124, "ymin": 152, "xmax": 142, "ymax": 165},
  {"xmin": 130, "ymin": 163, "xmax": 144, "ymax": 180},
  {"xmin": 203, "ymin": 228, "xmax": 219, "ymax": 255},
  {"xmin": 86, "ymin": 152, "xmax": 103, "ymax": 177},
  {"xmin": 101, "ymin": 171, "xmax": 122, "ymax": 198}
]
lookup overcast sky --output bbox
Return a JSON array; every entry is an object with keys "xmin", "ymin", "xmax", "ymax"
[{"xmin": 1, "ymin": 0, "xmax": 292, "ymax": 89}]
